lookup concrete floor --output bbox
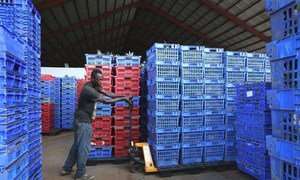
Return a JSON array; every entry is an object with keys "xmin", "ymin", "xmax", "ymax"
[{"xmin": 42, "ymin": 132, "xmax": 254, "ymax": 180}]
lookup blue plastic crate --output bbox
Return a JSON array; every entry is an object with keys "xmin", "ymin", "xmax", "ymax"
[
  {"xmin": 237, "ymin": 147, "xmax": 270, "ymax": 168},
  {"xmin": 0, "ymin": 153, "xmax": 29, "ymax": 180},
  {"xmin": 225, "ymin": 115, "xmax": 236, "ymax": 126},
  {"xmin": 181, "ymin": 98, "xmax": 203, "ymax": 113},
  {"xmin": 225, "ymin": 100, "xmax": 236, "ymax": 114},
  {"xmin": 237, "ymin": 111, "xmax": 271, "ymax": 126},
  {"xmin": 0, "ymin": 135, "xmax": 27, "ymax": 168},
  {"xmin": 203, "ymin": 99, "xmax": 224, "ymax": 112},
  {"xmin": 223, "ymin": 51, "xmax": 247, "ymax": 70},
  {"xmin": 148, "ymin": 138, "xmax": 180, "ymax": 150},
  {"xmin": 225, "ymin": 71, "xmax": 246, "ymax": 84},
  {"xmin": 61, "ymin": 78, "xmax": 77, "ymax": 83},
  {"xmin": 204, "ymin": 114, "xmax": 225, "ymax": 126},
  {"xmin": 237, "ymin": 137, "xmax": 267, "ymax": 155},
  {"xmin": 147, "ymin": 63, "xmax": 180, "ymax": 80},
  {"xmin": 180, "ymin": 144, "xmax": 203, "ymax": 164},
  {"xmin": 148, "ymin": 115, "xmax": 179, "ymax": 129},
  {"xmin": 115, "ymin": 55, "xmax": 141, "ymax": 66},
  {"xmin": 204, "ymin": 130, "xmax": 225, "ymax": 143},
  {"xmin": 225, "ymin": 128, "xmax": 236, "ymax": 142},
  {"xmin": 203, "ymin": 48, "xmax": 224, "ymax": 65},
  {"xmin": 180, "ymin": 65, "xmax": 203, "ymax": 80},
  {"xmin": 61, "ymin": 124, "xmax": 73, "ymax": 129},
  {"xmin": 0, "ymin": 120, "xmax": 27, "ymax": 145},
  {"xmin": 147, "ymin": 43, "xmax": 180, "ymax": 63},
  {"xmin": 147, "ymin": 110, "xmax": 180, "ymax": 117},
  {"xmin": 266, "ymin": 0, "xmax": 298, "ymax": 41},
  {"xmin": 148, "ymin": 126, "xmax": 180, "ymax": 147},
  {"xmin": 115, "ymin": 96, "xmax": 140, "ymax": 106},
  {"xmin": 180, "ymin": 45, "xmax": 204, "ymax": 65},
  {"xmin": 225, "ymin": 142, "xmax": 237, "ymax": 161},
  {"xmin": 236, "ymin": 83, "xmax": 271, "ymax": 100},
  {"xmin": 246, "ymin": 53, "xmax": 266, "ymax": 72},
  {"xmin": 204, "ymin": 83, "xmax": 224, "ymax": 96},
  {"xmin": 96, "ymin": 108, "xmax": 112, "ymax": 116},
  {"xmin": 181, "ymin": 112, "xmax": 203, "ymax": 128},
  {"xmin": 246, "ymin": 72, "xmax": 265, "ymax": 83},
  {"xmin": 148, "ymin": 94, "xmax": 180, "ymax": 112},
  {"xmin": 150, "ymin": 145, "xmax": 180, "ymax": 167},
  {"xmin": 148, "ymin": 78, "xmax": 180, "ymax": 95},
  {"xmin": 237, "ymin": 161, "xmax": 271, "ymax": 180},
  {"xmin": 181, "ymin": 128, "xmax": 204, "ymax": 144},
  {"xmin": 236, "ymin": 100, "xmax": 269, "ymax": 112},
  {"xmin": 88, "ymin": 146, "xmax": 112, "ymax": 159},
  {"xmin": 203, "ymin": 145, "xmax": 224, "ymax": 162},
  {"xmin": 236, "ymin": 123, "xmax": 272, "ymax": 141},
  {"xmin": 181, "ymin": 81, "xmax": 204, "ymax": 96},
  {"xmin": 269, "ymin": 156, "xmax": 299, "ymax": 180},
  {"xmin": 203, "ymin": 67, "xmax": 224, "ymax": 82}
]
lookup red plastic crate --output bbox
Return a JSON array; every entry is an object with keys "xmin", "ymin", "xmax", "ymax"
[
  {"xmin": 114, "ymin": 77, "xmax": 140, "ymax": 87},
  {"xmin": 91, "ymin": 136, "xmax": 113, "ymax": 146},
  {"xmin": 114, "ymin": 86, "xmax": 140, "ymax": 96},
  {"xmin": 85, "ymin": 65, "xmax": 112, "ymax": 76},
  {"xmin": 114, "ymin": 106, "xmax": 140, "ymax": 116},
  {"xmin": 113, "ymin": 126, "xmax": 140, "ymax": 137},
  {"xmin": 41, "ymin": 74, "xmax": 55, "ymax": 82},
  {"xmin": 85, "ymin": 75, "xmax": 112, "ymax": 84},
  {"xmin": 42, "ymin": 124, "xmax": 54, "ymax": 133},
  {"xmin": 93, "ymin": 126, "xmax": 112, "ymax": 137},
  {"xmin": 114, "ymin": 146, "xmax": 129, "ymax": 157},
  {"xmin": 114, "ymin": 136, "xmax": 139, "ymax": 147},
  {"xmin": 114, "ymin": 116, "xmax": 140, "ymax": 127},
  {"xmin": 115, "ymin": 66, "xmax": 140, "ymax": 77},
  {"xmin": 92, "ymin": 116, "xmax": 112, "ymax": 127}
]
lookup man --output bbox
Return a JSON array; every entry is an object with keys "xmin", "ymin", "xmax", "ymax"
[{"xmin": 61, "ymin": 69, "xmax": 132, "ymax": 180}]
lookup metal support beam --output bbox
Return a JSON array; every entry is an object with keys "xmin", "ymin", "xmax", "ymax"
[
  {"xmin": 200, "ymin": 0, "xmax": 271, "ymax": 42},
  {"xmin": 36, "ymin": 0, "xmax": 71, "ymax": 11},
  {"xmin": 43, "ymin": 1, "xmax": 221, "ymax": 47}
]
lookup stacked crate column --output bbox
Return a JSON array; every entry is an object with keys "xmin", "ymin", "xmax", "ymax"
[
  {"xmin": 54, "ymin": 77, "xmax": 61, "ymax": 129},
  {"xmin": 114, "ymin": 55, "xmax": 141, "ymax": 157},
  {"xmin": 180, "ymin": 45, "xmax": 205, "ymax": 164},
  {"xmin": 85, "ymin": 54, "xmax": 113, "ymax": 158},
  {"xmin": 139, "ymin": 63, "xmax": 148, "ymax": 141},
  {"xmin": 146, "ymin": 43, "xmax": 181, "ymax": 167},
  {"xmin": 203, "ymin": 48, "xmax": 226, "ymax": 162},
  {"xmin": 41, "ymin": 75, "xmax": 55, "ymax": 133}
]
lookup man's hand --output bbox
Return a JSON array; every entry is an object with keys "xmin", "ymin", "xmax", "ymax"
[{"xmin": 123, "ymin": 95, "xmax": 133, "ymax": 106}]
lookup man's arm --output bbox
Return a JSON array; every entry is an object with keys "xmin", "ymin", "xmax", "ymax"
[
  {"xmin": 97, "ymin": 95, "xmax": 132, "ymax": 106},
  {"xmin": 100, "ymin": 89, "xmax": 126, "ymax": 98}
]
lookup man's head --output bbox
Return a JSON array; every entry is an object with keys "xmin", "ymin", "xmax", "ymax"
[{"xmin": 91, "ymin": 69, "xmax": 103, "ymax": 88}]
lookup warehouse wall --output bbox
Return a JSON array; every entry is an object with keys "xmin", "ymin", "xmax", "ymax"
[{"xmin": 41, "ymin": 67, "xmax": 85, "ymax": 79}]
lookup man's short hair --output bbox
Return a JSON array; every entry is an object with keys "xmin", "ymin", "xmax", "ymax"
[{"xmin": 91, "ymin": 69, "xmax": 102, "ymax": 79}]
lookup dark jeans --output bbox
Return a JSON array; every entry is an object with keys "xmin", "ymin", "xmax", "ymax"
[{"xmin": 63, "ymin": 120, "xmax": 93, "ymax": 177}]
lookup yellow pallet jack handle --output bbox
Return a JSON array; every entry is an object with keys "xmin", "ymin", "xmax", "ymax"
[{"xmin": 135, "ymin": 142, "xmax": 159, "ymax": 173}]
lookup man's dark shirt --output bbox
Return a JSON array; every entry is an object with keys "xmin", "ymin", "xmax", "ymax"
[{"xmin": 75, "ymin": 82, "xmax": 100, "ymax": 123}]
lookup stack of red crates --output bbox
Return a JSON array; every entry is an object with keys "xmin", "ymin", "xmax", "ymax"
[
  {"xmin": 41, "ymin": 75, "xmax": 56, "ymax": 133},
  {"xmin": 77, "ymin": 79, "xmax": 85, "ymax": 99},
  {"xmin": 113, "ymin": 65, "xmax": 141, "ymax": 157},
  {"xmin": 85, "ymin": 64, "xmax": 114, "ymax": 148}
]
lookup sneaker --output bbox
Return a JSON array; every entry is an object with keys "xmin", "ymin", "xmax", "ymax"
[
  {"xmin": 75, "ymin": 174, "xmax": 95, "ymax": 180},
  {"xmin": 61, "ymin": 169, "xmax": 75, "ymax": 176}
]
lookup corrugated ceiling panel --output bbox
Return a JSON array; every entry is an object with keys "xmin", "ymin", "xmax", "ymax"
[
  {"xmin": 218, "ymin": 26, "xmax": 244, "ymax": 44},
  {"xmin": 168, "ymin": 1, "xmax": 188, "ymax": 17},
  {"xmin": 76, "ymin": 0, "xmax": 89, "ymax": 21},
  {"xmin": 208, "ymin": 21, "xmax": 236, "ymax": 39},
  {"xmin": 230, "ymin": 35, "xmax": 259, "ymax": 50},
  {"xmin": 160, "ymin": 0, "xmax": 176, "ymax": 12},
  {"xmin": 63, "ymin": 2, "xmax": 78, "ymax": 24},
  {"xmin": 236, "ymin": 1, "xmax": 265, "ymax": 21},
  {"xmin": 201, "ymin": 16, "xmax": 228, "ymax": 35},
  {"xmin": 87, "ymin": 0, "xmax": 98, "ymax": 17}
]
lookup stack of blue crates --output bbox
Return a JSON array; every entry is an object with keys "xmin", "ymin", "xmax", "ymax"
[
  {"xmin": 41, "ymin": 79, "xmax": 55, "ymax": 103},
  {"xmin": 0, "ymin": 0, "xmax": 42, "ymax": 178},
  {"xmin": 202, "ymin": 48, "xmax": 227, "ymax": 162},
  {"xmin": 140, "ymin": 63, "xmax": 148, "ymax": 141},
  {"xmin": 246, "ymin": 53, "xmax": 269, "ymax": 83},
  {"xmin": 61, "ymin": 77, "xmax": 77, "ymax": 129},
  {"xmin": 96, "ymin": 96, "xmax": 112, "ymax": 116},
  {"xmin": 236, "ymin": 83, "xmax": 272, "ymax": 179},
  {"xmin": 265, "ymin": 0, "xmax": 300, "ymax": 179},
  {"xmin": 146, "ymin": 43, "xmax": 181, "ymax": 167},
  {"xmin": 179, "ymin": 45, "xmax": 204, "ymax": 164},
  {"xmin": 54, "ymin": 77, "xmax": 61, "ymax": 128}
]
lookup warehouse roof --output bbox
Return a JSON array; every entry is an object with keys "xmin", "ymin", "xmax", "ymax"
[{"xmin": 34, "ymin": 0, "xmax": 270, "ymax": 67}]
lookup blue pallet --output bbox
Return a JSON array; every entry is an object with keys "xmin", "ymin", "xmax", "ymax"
[
  {"xmin": 180, "ymin": 45, "xmax": 204, "ymax": 66},
  {"xmin": 88, "ymin": 146, "xmax": 112, "ymax": 159},
  {"xmin": 225, "ymin": 71, "xmax": 246, "ymax": 84},
  {"xmin": 237, "ymin": 161, "xmax": 271, "ymax": 180},
  {"xmin": 0, "ymin": 88, "xmax": 27, "ymax": 108},
  {"xmin": 148, "ymin": 94, "xmax": 180, "ymax": 112},
  {"xmin": 147, "ymin": 43, "xmax": 180, "ymax": 64},
  {"xmin": 28, "ymin": 146, "xmax": 42, "ymax": 164},
  {"xmin": 266, "ymin": 136, "xmax": 300, "ymax": 165},
  {"xmin": 148, "ymin": 115, "xmax": 179, "ymax": 129},
  {"xmin": 181, "ymin": 128, "xmax": 204, "ymax": 144},
  {"xmin": 28, "ymin": 126, "xmax": 41, "ymax": 143},
  {"xmin": 266, "ymin": 0, "xmax": 298, "ymax": 41},
  {"xmin": 150, "ymin": 146, "xmax": 180, "ymax": 167},
  {"xmin": 0, "ymin": 112, "xmax": 27, "ymax": 124},
  {"xmin": 270, "ymin": 110, "xmax": 300, "ymax": 144},
  {"xmin": 147, "ymin": 63, "xmax": 180, "ymax": 80},
  {"xmin": 0, "ymin": 106, "xmax": 27, "ymax": 116},
  {"xmin": 0, "ymin": 153, "xmax": 29, "ymax": 180},
  {"xmin": 115, "ymin": 96, "xmax": 140, "ymax": 106},
  {"xmin": 0, "ymin": 70, "xmax": 27, "ymax": 89},
  {"xmin": 237, "ymin": 147, "xmax": 270, "ymax": 168},
  {"xmin": 267, "ymin": 89, "xmax": 300, "ymax": 111},
  {"xmin": 269, "ymin": 156, "xmax": 299, "ymax": 180},
  {"xmin": 0, "ymin": 135, "xmax": 27, "ymax": 168},
  {"xmin": 236, "ymin": 123, "xmax": 271, "ymax": 141},
  {"xmin": 85, "ymin": 54, "xmax": 112, "ymax": 65},
  {"xmin": 203, "ymin": 145, "xmax": 224, "ymax": 162},
  {"xmin": 181, "ymin": 98, "xmax": 203, "ymax": 113},
  {"xmin": 180, "ymin": 144, "xmax": 203, "ymax": 165},
  {"xmin": 115, "ymin": 55, "xmax": 141, "ymax": 66},
  {"xmin": 181, "ymin": 112, "xmax": 203, "ymax": 128},
  {"xmin": 0, "ymin": 120, "xmax": 27, "ymax": 145},
  {"xmin": 29, "ymin": 156, "xmax": 42, "ymax": 178}
]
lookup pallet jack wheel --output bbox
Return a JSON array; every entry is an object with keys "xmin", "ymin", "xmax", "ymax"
[{"xmin": 129, "ymin": 159, "xmax": 144, "ymax": 173}]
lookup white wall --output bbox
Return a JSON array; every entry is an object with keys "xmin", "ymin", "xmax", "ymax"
[{"xmin": 41, "ymin": 67, "xmax": 85, "ymax": 79}]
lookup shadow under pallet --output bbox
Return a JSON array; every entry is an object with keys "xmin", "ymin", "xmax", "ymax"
[{"xmin": 86, "ymin": 156, "xmax": 130, "ymax": 166}]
